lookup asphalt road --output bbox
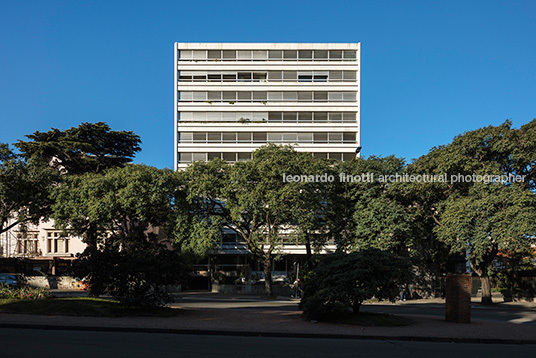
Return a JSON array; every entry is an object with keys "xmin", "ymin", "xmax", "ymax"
[
  {"xmin": 172, "ymin": 296, "xmax": 536, "ymax": 326},
  {"xmin": 1, "ymin": 328, "xmax": 535, "ymax": 358}
]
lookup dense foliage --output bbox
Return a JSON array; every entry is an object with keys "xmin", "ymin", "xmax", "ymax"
[
  {"xmin": 52, "ymin": 165, "xmax": 190, "ymax": 306},
  {"xmin": 15, "ymin": 122, "xmax": 141, "ymax": 174},
  {"xmin": 300, "ymin": 249, "xmax": 412, "ymax": 320},
  {"xmin": 0, "ymin": 143, "xmax": 58, "ymax": 235}
]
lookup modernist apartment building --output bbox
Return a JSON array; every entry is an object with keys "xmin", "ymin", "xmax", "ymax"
[{"xmin": 174, "ymin": 43, "xmax": 361, "ymax": 170}]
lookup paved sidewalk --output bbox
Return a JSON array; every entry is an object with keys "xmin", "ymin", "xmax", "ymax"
[{"xmin": 1, "ymin": 293, "xmax": 535, "ymax": 344}]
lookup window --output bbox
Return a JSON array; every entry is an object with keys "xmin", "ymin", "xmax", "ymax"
[
  {"xmin": 238, "ymin": 152, "xmax": 251, "ymax": 161},
  {"xmin": 343, "ymin": 112, "xmax": 356, "ymax": 122},
  {"xmin": 207, "ymin": 73, "xmax": 222, "ymax": 81},
  {"xmin": 207, "ymin": 112, "xmax": 221, "ymax": 121},
  {"xmin": 329, "ymin": 133, "xmax": 343, "ymax": 143},
  {"xmin": 299, "ymin": 50, "xmax": 313, "ymax": 60},
  {"xmin": 222, "ymin": 132, "xmax": 236, "ymax": 142},
  {"xmin": 343, "ymin": 71, "xmax": 356, "ymax": 80},
  {"xmin": 267, "ymin": 133, "xmax": 282, "ymax": 142},
  {"xmin": 343, "ymin": 92, "xmax": 356, "ymax": 102},
  {"xmin": 314, "ymin": 92, "xmax": 328, "ymax": 102},
  {"xmin": 208, "ymin": 50, "xmax": 221, "ymax": 60},
  {"xmin": 329, "ymin": 50, "xmax": 343, "ymax": 60},
  {"xmin": 297, "ymin": 133, "xmax": 313, "ymax": 142},
  {"xmin": 238, "ymin": 72, "xmax": 252, "ymax": 81},
  {"xmin": 222, "ymin": 152, "xmax": 236, "ymax": 162},
  {"xmin": 208, "ymin": 92, "xmax": 221, "ymax": 101},
  {"xmin": 179, "ymin": 92, "xmax": 193, "ymax": 101},
  {"xmin": 222, "ymin": 91, "xmax": 236, "ymax": 101},
  {"xmin": 252, "ymin": 72, "xmax": 267, "ymax": 81},
  {"xmin": 298, "ymin": 112, "xmax": 313, "ymax": 122},
  {"xmin": 314, "ymin": 50, "xmax": 328, "ymax": 60},
  {"xmin": 47, "ymin": 231, "xmax": 69, "ymax": 254},
  {"xmin": 283, "ymin": 50, "xmax": 297, "ymax": 60},
  {"xmin": 314, "ymin": 133, "xmax": 328, "ymax": 143},
  {"xmin": 207, "ymin": 132, "xmax": 221, "ymax": 143},
  {"xmin": 268, "ymin": 92, "xmax": 283, "ymax": 101},
  {"xmin": 237, "ymin": 50, "xmax": 251, "ymax": 60},
  {"xmin": 314, "ymin": 153, "xmax": 328, "ymax": 159},
  {"xmin": 283, "ymin": 92, "xmax": 298, "ymax": 101},
  {"xmin": 16, "ymin": 232, "xmax": 38, "ymax": 255},
  {"xmin": 269, "ymin": 50, "xmax": 283, "ymax": 60},
  {"xmin": 238, "ymin": 92, "xmax": 251, "ymax": 101},
  {"xmin": 253, "ymin": 92, "xmax": 267, "ymax": 101},
  {"xmin": 283, "ymin": 112, "xmax": 297, "ymax": 122},
  {"xmin": 237, "ymin": 132, "xmax": 251, "ymax": 143},
  {"xmin": 192, "ymin": 92, "xmax": 207, "ymax": 101},
  {"xmin": 343, "ymin": 50, "xmax": 357, "ymax": 60},
  {"xmin": 208, "ymin": 152, "xmax": 221, "ymax": 160},
  {"xmin": 268, "ymin": 112, "xmax": 282, "ymax": 122},
  {"xmin": 251, "ymin": 112, "xmax": 268, "ymax": 121},
  {"xmin": 192, "ymin": 153, "xmax": 206, "ymax": 162},
  {"xmin": 180, "ymin": 152, "xmax": 192, "ymax": 163},
  {"xmin": 298, "ymin": 92, "xmax": 312, "ymax": 101},
  {"xmin": 329, "ymin": 112, "xmax": 342, "ymax": 122},
  {"xmin": 268, "ymin": 71, "xmax": 282, "ymax": 81},
  {"xmin": 314, "ymin": 72, "xmax": 328, "ymax": 82},
  {"xmin": 179, "ymin": 112, "xmax": 192, "ymax": 121},
  {"xmin": 180, "ymin": 132, "xmax": 193, "ymax": 142},
  {"xmin": 179, "ymin": 71, "xmax": 194, "ymax": 81},
  {"xmin": 192, "ymin": 50, "xmax": 206, "ymax": 59},
  {"xmin": 282, "ymin": 133, "xmax": 297, "ymax": 142},
  {"xmin": 329, "ymin": 92, "xmax": 343, "ymax": 102},
  {"xmin": 253, "ymin": 132, "xmax": 267, "ymax": 142},
  {"xmin": 283, "ymin": 71, "xmax": 297, "ymax": 81},
  {"xmin": 342, "ymin": 153, "xmax": 356, "ymax": 161},
  {"xmin": 252, "ymin": 50, "xmax": 268, "ymax": 60},
  {"xmin": 343, "ymin": 132, "xmax": 356, "ymax": 143},
  {"xmin": 222, "ymin": 50, "xmax": 236, "ymax": 60},
  {"xmin": 315, "ymin": 112, "xmax": 328, "ymax": 122},
  {"xmin": 193, "ymin": 132, "xmax": 206, "ymax": 142},
  {"xmin": 179, "ymin": 50, "xmax": 193, "ymax": 59},
  {"xmin": 329, "ymin": 71, "xmax": 343, "ymax": 81},
  {"xmin": 298, "ymin": 73, "xmax": 313, "ymax": 82}
]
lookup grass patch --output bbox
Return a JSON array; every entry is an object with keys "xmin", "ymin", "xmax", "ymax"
[
  {"xmin": 0, "ymin": 298, "xmax": 180, "ymax": 317},
  {"xmin": 323, "ymin": 312, "xmax": 413, "ymax": 326}
]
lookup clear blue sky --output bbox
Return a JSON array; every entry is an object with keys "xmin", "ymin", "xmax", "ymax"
[{"xmin": 1, "ymin": 0, "xmax": 535, "ymax": 169}]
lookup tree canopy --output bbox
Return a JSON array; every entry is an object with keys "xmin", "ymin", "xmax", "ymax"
[
  {"xmin": 15, "ymin": 122, "xmax": 141, "ymax": 175},
  {"xmin": 0, "ymin": 143, "xmax": 57, "ymax": 236},
  {"xmin": 52, "ymin": 164, "xmax": 188, "ymax": 305},
  {"xmin": 179, "ymin": 144, "xmax": 332, "ymax": 296},
  {"xmin": 411, "ymin": 119, "xmax": 536, "ymax": 304}
]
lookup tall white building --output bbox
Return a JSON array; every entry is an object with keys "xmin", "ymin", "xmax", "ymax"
[{"xmin": 174, "ymin": 43, "xmax": 360, "ymax": 170}]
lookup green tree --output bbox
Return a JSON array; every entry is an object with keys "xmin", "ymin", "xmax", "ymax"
[
  {"xmin": 15, "ymin": 122, "xmax": 141, "ymax": 175},
  {"xmin": 411, "ymin": 119, "xmax": 536, "ymax": 304},
  {"xmin": 181, "ymin": 144, "xmax": 328, "ymax": 296},
  {"xmin": 52, "ymin": 164, "xmax": 189, "ymax": 305},
  {"xmin": 0, "ymin": 143, "xmax": 57, "ymax": 236},
  {"xmin": 300, "ymin": 249, "xmax": 412, "ymax": 320}
]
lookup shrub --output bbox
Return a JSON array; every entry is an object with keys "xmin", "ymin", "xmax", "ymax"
[
  {"xmin": 0, "ymin": 284, "xmax": 52, "ymax": 300},
  {"xmin": 300, "ymin": 249, "xmax": 412, "ymax": 321},
  {"xmin": 73, "ymin": 245, "xmax": 190, "ymax": 307}
]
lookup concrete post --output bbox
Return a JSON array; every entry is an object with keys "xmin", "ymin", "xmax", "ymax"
[{"xmin": 445, "ymin": 274, "xmax": 471, "ymax": 323}]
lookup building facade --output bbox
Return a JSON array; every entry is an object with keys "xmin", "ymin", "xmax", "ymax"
[{"xmin": 174, "ymin": 43, "xmax": 361, "ymax": 170}]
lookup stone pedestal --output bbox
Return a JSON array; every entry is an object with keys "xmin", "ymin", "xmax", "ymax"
[{"xmin": 445, "ymin": 274, "xmax": 471, "ymax": 323}]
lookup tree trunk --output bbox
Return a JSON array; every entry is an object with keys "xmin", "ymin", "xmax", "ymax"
[
  {"xmin": 471, "ymin": 262, "xmax": 493, "ymax": 305},
  {"xmin": 263, "ymin": 254, "xmax": 273, "ymax": 297},
  {"xmin": 352, "ymin": 300, "xmax": 361, "ymax": 314},
  {"xmin": 305, "ymin": 237, "xmax": 312, "ymax": 261},
  {"xmin": 479, "ymin": 273, "xmax": 493, "ymax": 305}
]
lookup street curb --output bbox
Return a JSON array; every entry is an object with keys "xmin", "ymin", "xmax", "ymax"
[{"xmin": 1, "ymin": 323, "xmax": 535, "ymax": 345}]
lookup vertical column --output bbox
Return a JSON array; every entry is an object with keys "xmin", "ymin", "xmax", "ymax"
[{"xmin": 445, "ymin": 274, "xmax": 472, "ymax": 323}]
